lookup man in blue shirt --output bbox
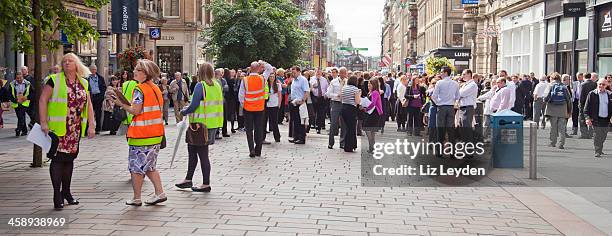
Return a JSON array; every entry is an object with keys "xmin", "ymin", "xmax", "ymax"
[
  {"xmin": 289, "ymin": 66, "xmax": 310, "ymax": 144},
  {"xmin": 88, "ymin": 65, "xmax": 106, "ymax": 134},
  {"xmin": 431, "ymin": 67, "xmax": 460, "ymax": 150}
]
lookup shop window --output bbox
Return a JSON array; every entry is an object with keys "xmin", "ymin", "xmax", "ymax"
[
  {"xmin": 158, "ymin": 46, "xmax": 183, "ymax": 75},
  {"xmin": 452, "ymin": 24, "xmax": 463, "ymax": 47},
  {"xmin": 599, "ymin": 37, "xmax": 612, "ymax": 53},
  {"xmin": 598, "ymin": 56, "xmax": 612, "ymax": 76},
  {"xmin": 163, "ymin": 0, "xmax": 179, "ymax": 17},
  {"xmin": 578, "ymin": 16, "xmax": 588, "ymax": 40},
  {"xmin": 558, "ymin": 17, "xmax": 573, "ymax": 42},
  {"xmin": 547, "ymin": 19, "xmax": 556, "ymax": 44},
  {"xmin": 546, "ymin": 53, "xmax": 555, "ymax": 74},
  {"xmin": 577, "ymin": 51, "xmax": 587, "ymax": 74}
]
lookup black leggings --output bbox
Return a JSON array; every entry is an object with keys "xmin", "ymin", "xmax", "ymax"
[
  {"xmin": 186, "ymin": 144, "xmax": 211, "ymax": 185},
  {"xmin": 49, "ymin": 154, "xmax": 76, "ymax": 204}
]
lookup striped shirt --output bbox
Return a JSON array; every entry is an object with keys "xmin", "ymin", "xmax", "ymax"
[{"xmin": 341, "ymin": 85, "xmax": 360, "ymax": 106}]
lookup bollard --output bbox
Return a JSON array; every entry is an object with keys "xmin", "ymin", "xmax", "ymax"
[{"xmin": 529, "ymin": 122, "xmax": 537, "ymax": 179}]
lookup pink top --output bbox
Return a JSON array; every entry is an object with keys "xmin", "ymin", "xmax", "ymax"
[
  {"xmin": 490, "ymin": 86, "xmax": 513, "ymax": 112},
  {"xmin": 367, "ymin": 90, "xmax": 383, "ymax": 115}
]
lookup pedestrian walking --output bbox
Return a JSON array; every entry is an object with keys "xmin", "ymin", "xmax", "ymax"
[
  {"xmin": 39, "ymin": 53, "xmax": 96, "ymax": 209},
  {"xmin": 426, "ymin": 76, "xmax": 439, "ymax": 142},
  {"xmin": 222, "ymin": 68, "xmax": 234, "ymax": 137},
  {"xmin": 175, "ymin": 62, "xmax": 222, "ymax": 192},
  {"xmin": 533, "ymin": 76, "xmax": 548, "ymax": 129},
  {"xmin": 264, "ymin": 73, "xmax": 282, "ymax": 143},
  {"xmin": 431, "ymin": 67, "xmax": 460, "ymax": 146},
  {"xmin": 364, "ymin": 79, "xmax": 383, "ymax": 152},
  {"xmin": 406, "ymin": 75, "xmax": 426, "ymax": 136},
  {"xmin": 215, "ymin": 68, "xmax": 229, "ymax": 139},
  {"xmin": 580, "ymin": 73, "xmax": 598, "ymax": 138},
  {"xmin": 8, "ymin": 71, "xmax": 33, "ymax": 136},
  {"xmin": 571, "ymin": 73, "xmax": 585, "ymax": 135},
  {"xmin": 326, "ymin": 67, "xmax": 346, "ymax": 149},
  {"xmin": 544, "ymin": 73, "xmax": 572, "ymax": 149},
  {"xmin": 584, "ymin": 78, "xmax": 612, "ymax": 157},
  {"xmin": 395, "ymin": 75, "xmax": 408, "ymax": 131},
  {"xmin": 457, "ymin": 69, "xmax": 478, "ymax": 142},
  {"xmin": 288, "ymin": 66, "xmax": 310, "ymax": 145},
  {"xmin": 170, "ymin": 72, "xmax": 190, "ymax": 123},
  {"xmin": 159, "ymin": 76, "xmax": 170, "ymax": 125},
  {"xmin": 341, "ymin": 75, "xmax": 362, "ymax": 152},
  {"xmin": 310, "ymin": 69, "xmax": 329, "ymax": 134},
  {"xmin": 239, "ymin": 61, "xmax": 273, "ymax": 157},
  {"xmin": 102, "ymin": 76, "xmax": 121, "ymax": 135},
  {"xmin": 87, "ymin": 65, "xmax": 106, "ymax": 134},
  {"xmin": 226, "ymin": 70, "xmax": 239, "ymax": 133}
]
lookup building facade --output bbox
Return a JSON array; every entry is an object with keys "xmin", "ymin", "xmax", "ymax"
[{"xmin": 381, "ymin": 0, "xmax": 418, "ymax": 73}]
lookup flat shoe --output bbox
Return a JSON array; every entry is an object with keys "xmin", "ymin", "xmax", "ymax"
[
  {"xmin": 145, "ymin": 194, "xmax": 167, "ymax": 205},
  {"xmin": 192, "ymin": 186, "xmax": 211, "ymax": 192},
  {"xmin": 126, "ymin": 199, "xmax": 142, "ymax": 206},
  {"xmin": 175, "ymin": 181, "xmax": 193, "ymax": 189}
]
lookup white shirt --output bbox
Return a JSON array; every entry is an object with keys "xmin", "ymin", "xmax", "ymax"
[
  {"xmin": 431, "ymin": 76, "xmax": 460, "ymax": 106},
  {"xmin": 459, "ymin": 80, "xmax": 478, "ymax": 107},
  {"xmin": 599, "ymin": 91, "xmax": 609, "ymax": 118},
  {"xmin": 477, "ymin": 88, "xmax": 496, "ymax": 115},
  {"xmin": 396, "ymin": 83, "xmax": 407, "ymax": 103},
  {"xmin": 573, "ymin": 80, "xmax": 582, "ymax": 101},
  {"xmin": 533, "ymin": 81, "xmax": 548, "ymax": 99},
  {"xmin": 325, "ymin": 77, "xmax": 343, "ymax": 102},
  {"xmin": 506, "ymin": 80, "xmax": 517, "ymax": 107}
]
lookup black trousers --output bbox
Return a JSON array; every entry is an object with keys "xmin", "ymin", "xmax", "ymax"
[
  {"xmin": 222, "ymin": 103, "xmax": 229, "ymax": 135},
  {"xmin": 407, "ymin": 106, "xmax": 423, "ymax": 133},
  {"xmin": 593, "ymin": 118, "xmax": 610, "ymax": 154},
  {"xmin": 92, "ymin": 96, "xmax": 104, "ymax": 132},
  {"xmin": 313, "ymin": 97, "xmax": 327, "ymax": 130},
  {"xmin": 307, "ymin": 103, "xmax": 315, "ymax": 131},
  {"xmin": 186, "ymin": 144, "xmax": 210, "ymax": 185},
  {"xmin": 396, "ymin": 102, "xmax": 407, "ymax": 128},
  {"xmin": 572, "ymin": 100, "xmax": 579, "ymax": 131},
  {"xmin": 264, "ymin": 106, "xmax": 281, "ymax": 142},
  {"xmin": 244, "ymin": 110, "xmax": 264, "ymax": 154},
  {"xmin": 290, "ymin": 103, "xmax": 306, "ymax": 142},
  {"xmin": 15, "ymin": 106, "xmax": 28, "ymax": 133},
  {"xmin": 49, "ymin": 153, "xmax": 77, "ymax": 205},
  {"xmin": 279, "ymin": 95, "xmax": 286, "ymax": 124},
  {"xmin": 341, "ymin": 104, "xmax": 358, "ymax": 151}
]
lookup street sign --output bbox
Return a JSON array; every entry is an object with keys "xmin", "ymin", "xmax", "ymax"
[
  {"xmin": 462, "ymin": 0, "xmax": 478, "ymax": 4},
  {"xmin": 149, "ymin": 27, "xmax": 161, "ymax": 40}
]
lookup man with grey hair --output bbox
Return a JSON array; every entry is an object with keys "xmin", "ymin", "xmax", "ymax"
[
  {"xmin": 584, "ymin": 78, "xmax": 612, "ymax": 157},
  {"xmin": 87, "ymin": 64, "xmax": 106, "ymax": 134},
  {"xmin": 21, "ymin": 66, "xmax": 34, "ymax": 84},
  {"xmin": 170, "ymin": 72, "xmax": 190, "ymax": 123}
]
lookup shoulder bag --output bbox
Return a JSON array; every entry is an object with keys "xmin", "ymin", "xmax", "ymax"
[{"xmin": 185, "ymin": 82, "xmax": 209, "ymax": 146}]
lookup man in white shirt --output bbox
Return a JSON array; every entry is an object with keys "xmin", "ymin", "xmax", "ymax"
[
  {"xmin": 532, "ymin": 76, "xmax": 549, "ymax": 129},
  {"xmin": 571, "ymin": 72, "xmax": 584, "ymax": 135},
  {"xmin": 490, "ymin": 78, "xmax": 513, "ymax": 113},
  {"xmin": 499, "ymin": 70, "xmax": 517, "ymax": 111},
  {"xmin": 310, "ymin": 69, "xmax": 329, "ymax": 134},
  {"xmin": 431, "ymin": 67, "xmax": 460, "ymax": 146},
  {"xmin": 458, "ymin": 69, "xmax": 478, "ymax": 144},
  {"xmin": 325, "ymin": 67, "xmax": 346, "ymax": 149}
]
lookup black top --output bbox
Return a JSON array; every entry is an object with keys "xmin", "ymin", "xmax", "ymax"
[{"xmin": 584, "ymin": 90, "xmax": 612, "ymax": 121}]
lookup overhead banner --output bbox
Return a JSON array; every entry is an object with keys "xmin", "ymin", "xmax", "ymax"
[{"xmin": 111, "ymin": 0, "xmax": 138, "ymax": 34}]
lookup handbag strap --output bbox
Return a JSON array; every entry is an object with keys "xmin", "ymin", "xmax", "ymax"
[{"xmin": 189, "ymin": 81, "xmax": 207, "ymax": 122}]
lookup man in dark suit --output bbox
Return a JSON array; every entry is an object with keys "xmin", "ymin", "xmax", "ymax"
[
  {"xmin": 518, "ymin": 75, "xmax": 533, "ymax": 119},
  {"xmin": 580, "ymin": 73, "xmax": 598, "ymax": 139},
  {"xmin": 88, "ymin": 65, "xmax": 106, "ymax": 134},
  {"xmin": 584, "ymin": 78, "xmax": 612, "ymax": 157}
]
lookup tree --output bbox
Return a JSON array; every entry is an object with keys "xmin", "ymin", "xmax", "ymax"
[
  {"xmin": 425, "ymin": 57, "xmax": 456, "ymax": 75},
  {"xmin": 0, "ymin": 0, "xmax": 109, "ymax": 167},
  {"xmin": 203, "ymin": 0, "xmax": 309, "ymax": 69}
]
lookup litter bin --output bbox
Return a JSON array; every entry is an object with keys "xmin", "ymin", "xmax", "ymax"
[{"xmin": 490, "ymin": 109, "xmax": 523, "ymax": 168}]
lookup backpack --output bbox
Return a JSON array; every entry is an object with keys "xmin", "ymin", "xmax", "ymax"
[{"xmin": 549, "ymin": 84, "xmax": 566, "ymax": 105}]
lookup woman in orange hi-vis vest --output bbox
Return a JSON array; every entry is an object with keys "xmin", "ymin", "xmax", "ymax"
[
  {"xmin": 113, "ymin": 59, "xmax": 167, "ymax": 206},
  {"xmin": 239, "ymin": 60, "xmax": 273, "ymax": 158}
]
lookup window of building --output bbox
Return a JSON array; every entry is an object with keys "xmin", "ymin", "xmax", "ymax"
[
  {"xmin": 204, "ymin": 0, "xmax": 212, "ymax": 25},
  {"xmin": 578, "ymin": 16, "xmax": 588, "ymax": 40},
  {"xmin": 558, "ymin": 17, "xmax": 573, "ymax": 42},
  {"xmin": 547, "ymin": 19, "xmax": 556, "ymax": 44},
  {"xmin": 577, "ymin": 51, "xmax": 587, "ymax": 73},
  {"xmin": 452, "ymin": 0, "xmax": 462, "ymax": 10},
  {"xmin": 163, "ymin": 0, "xmax": 179, "ymax": 17},
  {"xmin": 452, "ymin": 24, "xmax": 463, "ymax": 47},
  {"xmin": 197, "ymin": 0, "xmax": 202, "ymax": 24},
  {"xmin": 598, "ymin": 56, "xmax": 612, "ymax": 75},
  {"xmin": 546, "ymin": 53, "xmax": 555, "ymax": 74}
]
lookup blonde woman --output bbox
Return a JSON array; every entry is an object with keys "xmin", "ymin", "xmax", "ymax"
[
  {"xmin": 39, "ymin": 53, "xmax": 96, "ymax": 209},
  {"xmin": 114, "ymin": 59, "xmax": 167, "ymax": 206}
]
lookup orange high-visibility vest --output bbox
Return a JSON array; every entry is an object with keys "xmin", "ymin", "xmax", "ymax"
[
  {"xmin": 243, "ymin": 75, "xmax": 266, "ymax": 112},
  {"xmin": 127, "ymin": 81, "xmax": 165, "ymax": 146}
]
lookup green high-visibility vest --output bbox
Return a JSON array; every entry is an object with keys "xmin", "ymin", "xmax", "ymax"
[
  {"xmin": 10, "ymin": 81, "xmax": 31, "ymax": 108},
  {"xmin": 189, "ymin": 81, "xmax": 224, "ymax": 128},
  {"xmin": 45, "ymin": 72, "xmax": 89, "ymax": 137},
  {"xmin": 122, "ymin": 80, "xmax": 138, "ymax": 125}
]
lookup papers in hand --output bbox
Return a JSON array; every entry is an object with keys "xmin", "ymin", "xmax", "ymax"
[
  {"xmin": 113, "ymin": 88, "xmax": 131, "ymax": 106},
  {"xmin": 26, "ymin": 123, "xmax": 52, "ymax": 153},
  {"xmin": 359, "ymin": 97, "xmax": 376, "ymax": 114}
]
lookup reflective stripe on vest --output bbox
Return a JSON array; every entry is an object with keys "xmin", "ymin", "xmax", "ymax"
[
  {"xmin": 189, "ymin": 81, "xmax": 224, "ymax": 128},
  {"xmin": 127, "ymin": 81, "xmax": 165, "ymax": 146},
  {"xmin": 122, "ymin": 80, "xmax": 138, "ymax": 125},
  {"xmin": 10, "ymin": 81, "xmax": 31, "ymax": 108},
  {"xmin": 243, "ymin": 75, "xmax": 266, "ymax": 112},
  {"xmin": 46, "ymin": 72, "xmax": 89, "ymax": 137}
]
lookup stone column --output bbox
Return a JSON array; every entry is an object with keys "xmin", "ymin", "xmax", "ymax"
[{"xmin": 97, "ymin": 4, "xmax": 110, "ymax": 79}]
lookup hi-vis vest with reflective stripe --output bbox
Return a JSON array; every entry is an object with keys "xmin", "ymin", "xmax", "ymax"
[
  {"xmin": 122, "ymin": 80, "xmax": 138, "ymax": 125},
  {"xmin": 10, "ymin": 80, "xmax": 31, "ymax": 108},
  {"xmin": 45, "ymin": 72, "xmax": 89, "ymax": 137},
  {"xmin": 127, "ymin": 81, "xmax": 165, "ymax": 146},
  {"xmin": 189, "ymin": 81, "xmax": 224, "ymax": 128},
  {"xmin": 243, "ymin": 75, "xmax": 266, "ymax": 112}
]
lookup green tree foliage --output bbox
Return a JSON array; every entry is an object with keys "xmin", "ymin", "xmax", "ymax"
[
  {"xmin": 0, "ymin": 0, "xmax": 110, "ymax": 53},
  {"xmin": 425, "ymin": 57, "xmax": 456, "ymax": 75},
  {"xmin": 204, "ymin": 0, "xmax": 309, "ymax": 69}
]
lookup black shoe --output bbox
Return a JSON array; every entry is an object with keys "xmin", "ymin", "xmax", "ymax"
[
  {"xmin": 340, "ymin": 145, "xmax": 344, "ymax": 149},
  {"xmin": 15, "ymin": 130, "xmax": 20, "ymax": 137},
  {"xmin": 53, "ymin": 193, "xmax": 64, "ymax": 209},
  {"xmin": 262, "ymin": 140, "xmax": 271, "ymax": 145},
  {"xmin": 165, "ymin": 122, "xmax": 169, "ymax": 125},
  {"xmin": 21, "ymin": 131, "xmax": 27, "ymax": 136},
  {"xmin": 249, "ymin": 152, "xmax": 256, "ymax": 158},
  {"xmin": 558, "ymin": 145, "xmax": 564, "ymax": 150},
  {"xmin": 293, "ymin": 140, "xmax": 306, "ymax": 144},
  {"xmin": 223, "ymin": 134, "xmax": 230, "ymax": 137},
  {"xmin": 288, "ymin": 139, "xmax": 296, "ymax": 143},
  {"xmin": 54, "ymin": 203, "xmax": 64, "ymax": 210},
  {"xmin": 64, "ymin": 196, "xmax": 79, "ymax": 205},
  {"xmin": 109, "ymin": 131, "xmax": 117, "ymax": 135},
  {"xmin": 328, "ymin": 145, "xmax": 333, "ymax": 149},
  {"xmin": 175, "ymin": 181, "xmax": 193, "ymax": 189},
  {"xmin": 231, "ymin": 129, "xmax": 237, "ymax": 133},
  {"xmin": 595, "ymin": 153, "xmax": 602, "ymax": 158},
  {"xmin": 275, "ymin": 140, "xmax": 281, "ymax": 143},
  {"xmin": 215, "ymin": 136, "xmax": 222, "ymax": 140},
  {"xmin": 255, "ymin": 152, "xmax": 262, "ymax": 157},
  {"xmin": 192, "ymin": 186, "xmax": 211, "ymax": 192},
  {"xmin": 317, "ymin": 130, "xmax": 321, "ymax": 134}
]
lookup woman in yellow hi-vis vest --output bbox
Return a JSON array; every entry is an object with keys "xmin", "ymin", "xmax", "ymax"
[
  {"xmin": 174, "ymin": 63, "xmax": 223, "ymax": 192},
  {"xmin": 39, "ymin": 53, "xmax": 96, "ymax": 210},
  {"xmin": 114, "ymin": 59, "xmax": 167, "ymax": 206}
]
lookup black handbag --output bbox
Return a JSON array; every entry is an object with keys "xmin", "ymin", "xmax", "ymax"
[
  {"xmin": 112, "ymin": 105, "xmax": 127, "ymax": 122},
  {"xmin": 185, "ymin": 82, "xmax": 208, "ymax": 146}
]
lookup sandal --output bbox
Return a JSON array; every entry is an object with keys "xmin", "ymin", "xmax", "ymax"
[{"xmin": 125, "ymin": 199, "xmax": 142, "ymax": 206}]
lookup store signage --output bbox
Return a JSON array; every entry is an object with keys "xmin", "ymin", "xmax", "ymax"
[
  {"xmin": 600, "ymin": 4, "xmax": 612, "ymax": 38},
  {"xmin": 111, "ymin": 0, "xmax": 139, "ymax": 33},
  {"xmin": 462, "ymin": 0, "xmax": 478, "ymax": 4},
  {"xmin": 435, "ymin": 49, "xmax": 472, "ymax": 59},
  {"xmin": 149, "ymin": 28, "xmax": 161, "ymax": 40},
  {"xmin": 563, "ymin": 2, "xmax": 586, "ymax": 17}
]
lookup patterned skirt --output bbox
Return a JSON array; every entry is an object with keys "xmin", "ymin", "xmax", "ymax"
[{"xmin": 128, "ymin": 144, "xmax": 160, "ymax": 175}]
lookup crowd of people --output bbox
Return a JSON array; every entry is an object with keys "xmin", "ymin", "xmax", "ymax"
[{"xmin": 0, "ymin": 52, "xmax": 611, "ymax": 209}]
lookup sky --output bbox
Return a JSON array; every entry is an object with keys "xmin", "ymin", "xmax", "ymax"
[{"xmin": 325, "ymin": 0, "xmax": 385, "ymax": 57}]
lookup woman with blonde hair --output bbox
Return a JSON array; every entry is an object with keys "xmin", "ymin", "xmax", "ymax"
[
  {"xmin": 113, "ymin": 59, "xmax": 167, "ymax": 206},
  {"xmin": 39, "ymin": 52, "xmax": 96, "ymax": 209},
  {"xmin": 175, "ymin": 62, "xmax": 222, "ymax": 192}
]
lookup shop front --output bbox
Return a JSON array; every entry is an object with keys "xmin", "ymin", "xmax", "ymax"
[
  {"xmin": 596, "ymin": 1, "xmax": 612, "ymax": 75},
  {"xmin": 432, "ymin": 48, "xmax": 471, "ymax": 73},
  {"xmin": 499, "ymin": 3, "xmax": 546, "ymax": 76}
]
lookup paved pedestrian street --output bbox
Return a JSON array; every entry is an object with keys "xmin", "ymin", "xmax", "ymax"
[{"xmin": 0, "ymin": 111, "xmax": 610, "ymax": 235}]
